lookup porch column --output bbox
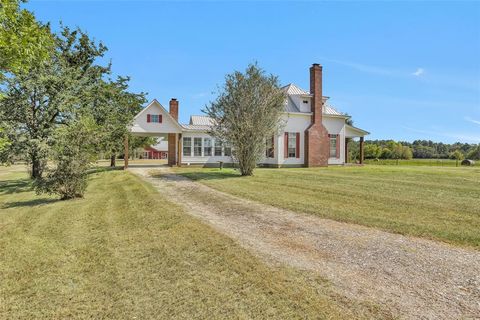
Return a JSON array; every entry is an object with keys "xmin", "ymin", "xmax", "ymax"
[
  {"xmin": 124, "ymin": 135, "xmax": 129, "ymax": 169},
  {"xmin": 345, "ymin": 138, "xmax": 348, "ymax": 164},
  {"xmin": 177, "ymin": 133, "xmax": 182, "ymax": 167},
  {"xmin": 168, "ymin": 133, "xmax": 176, "ymax": 166},
  {"xmin": 359, "ymin": 137, "xmax": 364, "ymax": 165}
]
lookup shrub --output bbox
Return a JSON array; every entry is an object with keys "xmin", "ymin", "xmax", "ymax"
[{"xmin": 35, "ymin": 117, "xmax": 98, "ymax": 199}]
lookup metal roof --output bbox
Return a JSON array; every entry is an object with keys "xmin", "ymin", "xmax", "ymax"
[
  {"xmin": 281, "ymin": 83, "xmax": 345, "ymax": 116},
  {"xmin": 282, "ymin": 83, "xmax": 311, "ymax": 96},
  {"xmin": 285, "ymin": 96, "xmax": 301, "ymax": 113},
  {"xmin": 323, "ymin": 104, "xmax": 343, "ymax": 116},
  {"xmin": 181, "ymin": 124, "xmax": 211, "ymax": 131},
  {"xmin": 190, "ymin": 115, "xmax": 214, "ymax": 126},
  {"xmin": 180, "ymin": 84, "xmax": 347, "ymax": 131}
]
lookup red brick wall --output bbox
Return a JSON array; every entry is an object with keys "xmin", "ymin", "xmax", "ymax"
[{"xmin": 305, "ymin": 64, "xmax": 330, "ymax": 167}]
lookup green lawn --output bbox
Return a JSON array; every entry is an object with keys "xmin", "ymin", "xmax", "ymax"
[
  {"xmin": 0, "ymin": 166, "xmax": 384, "ymax": 319},
  {"xmin": 174, "ymin": 165, "xmax": 480, "ymax": 248},
  {"xmin": 363, "ymin": 158, "xmax": 465, "ymax": 167}
]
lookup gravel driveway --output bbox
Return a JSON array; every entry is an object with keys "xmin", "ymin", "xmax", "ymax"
[{"xmin": 130, "ymin": 166, "xmax": 480, "ymax": 319}]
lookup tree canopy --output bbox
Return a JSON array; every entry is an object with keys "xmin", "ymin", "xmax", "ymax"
[
  {"xmin": 0, "ymin": 2, "xmax": 146, "ymax": 198},
  {"xmin": 0, "ymin": 0, "xmax": 54, "ymax": 77}
]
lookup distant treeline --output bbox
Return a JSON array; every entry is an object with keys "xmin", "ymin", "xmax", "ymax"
[
  {"xmin": 364, "ymin": 140, "xmax": 480, "ymax": 160},
  {"xmin": 348, "ymin": 139, "xmax": 480, "ymax": 161}
]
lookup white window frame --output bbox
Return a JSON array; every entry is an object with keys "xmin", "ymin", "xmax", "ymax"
[
  {"xmin": 193, "ymin": 137, "xmax": 202, "ymax": 157},
  {"xmin": 287, "ymin": 132, "xmax": 297, "ymax": 158},
  {"xmin": 329, "ymin": 134, "xmax": 337, "ymax": 158},
  {"xmin": 183, "ymin": 137, "xmax": 192, "ymax": 157},
  {"xmin": 203, "ymin": 138, "xmax": 212, "ymax": 157},
  {"xmin": 265, "ymin": 137, "xmax": 274, "ymax": 158},
  {"xmin": 214, "ymin": 139, "xmax": 223, "ymax": 156},
  {"xmin": 224, "ymin": 142, "xmax": 232, "ymax": 157}
]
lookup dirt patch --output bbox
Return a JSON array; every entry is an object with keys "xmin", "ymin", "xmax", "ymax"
[{"xmin": 130, "ymin": 167, "xmax": 480, "ymax": 319}]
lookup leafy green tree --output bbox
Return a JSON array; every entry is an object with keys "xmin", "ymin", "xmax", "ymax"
[
  {"xmin": 0, "ymin": 26, "xmax": 108, "ymax": 178},
  {"xmin": 466, "ymin": 145, "xmax": 480, "ymax": 160},
  {"xmin": 205, "ymin": 63, "xmax": 286, "ymax": 176},
  {"xmin": 0, "ymin": 0, "xmax": 53, "ymax": 78},
  {"xmin": 364, "ymin": 143, "xmax": 381, "ymax": 159},
  {"xmin": 0, "ymin": 127, "xmax": 10, "ymax": 152},
  {"xmin": 401, "ymin": 145, "xmax": 413, "ymax": 160},
  {"xmin": 35, "ymin": 116, "xmax": 99, "ymax": 199},
  {"xmin": 380, "ymin": 147, "xmax": 392, "ymax": 159},
  {"xmin": 413, "ymin": 145, "xmax": 436, "ymax": 159},
  {"xmin": 450, "ymin": 149, "xmax": 464, "ymax": 167},
  {"xmin": 88, "ymin": 77, "xmax": 146, "ymax": 167},
  {"xmin": 347, "ymin": 139, "xmax": 359, "ymax": 163}
]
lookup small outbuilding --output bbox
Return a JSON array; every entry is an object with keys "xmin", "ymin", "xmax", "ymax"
[{"xmin": 461, "ymin": 159, "xmax": 475, "ymax": 166}]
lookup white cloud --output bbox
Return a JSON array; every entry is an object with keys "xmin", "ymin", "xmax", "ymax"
[
  {"xmin": 412, "ymin": 68, "xmax": 425, "ymax": 77},
  {"xmin": 465, "ymin": 117, "xmax": 480, "ymax": 126}
]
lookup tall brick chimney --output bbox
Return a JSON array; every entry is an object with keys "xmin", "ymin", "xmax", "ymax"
[
  {"xmin": 310, "ymin": 64, "xmax": 323, "ymax": 124},
  {"xmin": 304, "ymin": 63, "xmax": 330, "ymax": 167},
  {"xmin": 168, "ymin": 98, "xmax": 179, "ymax": 166},
  {"xmin": 169, "ymin": 98, "xmax": 179, "ymax": 121}
]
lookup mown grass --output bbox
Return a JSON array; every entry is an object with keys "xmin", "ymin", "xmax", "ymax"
[
  {"xmin": 174, "ymin": 165, "xmax": 480, "ymax": 248},
  {"xmin": 363, "ymin": 158, "xmax": 465, "ymax": 167},
  {"xmin": 0, "ymin": 165, "xmax": 385, "ymax": 319}
]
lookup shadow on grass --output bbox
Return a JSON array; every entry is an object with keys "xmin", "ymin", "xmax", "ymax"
[
  {"xmin": 2, "ymin": 198, "xmax": 61, "ymax": 209},
  {"xmin": 126, "ymin": 164, "xmax": 170, "ymax": 169},
  {"xmin": 174, "ymin": 170, "xmax": 243, "ymax": 181},
  {"xmin": 88, "ymin": 166, "xmax": 125, "ymax": 174},
  {"xmin": 0, "ymin": 179, "xmax": 32, "ymax": 195}
]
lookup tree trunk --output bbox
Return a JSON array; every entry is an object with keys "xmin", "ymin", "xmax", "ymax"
[
  {"xmin": 31, "ymin": 154, "xmax": 42, "ymax": 179},
  {"xmin": 110, "ymin": 154, "xmax": 116, "ymax": 167}
]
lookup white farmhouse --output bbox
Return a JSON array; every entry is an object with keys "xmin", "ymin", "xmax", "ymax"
[{"xmin": 127, "ymin": 63, "xmax": 368, "ymax": 167}]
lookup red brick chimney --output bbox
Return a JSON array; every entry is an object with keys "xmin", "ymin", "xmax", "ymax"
[
  {"xmin": 304, "ymin": 63, "xmax": 330, "ymax": 167},
  {"xmin": 169, "ymin": 98, "xmax": 179, "ymax": 121},
  {"xmin": 168, "ymin": 98, "xmax": 179, "ymax": 167}
]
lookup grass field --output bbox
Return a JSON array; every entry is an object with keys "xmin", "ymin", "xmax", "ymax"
[
  {"xmin": 363, "ymin": 158, "xmax": 467, "ymax": 167},
  {"xmin": 174, "ymin": 165, "xmax": 480, "ymax": 248},
  {"xmin": 0, "ymin": 165, "xmax": 385, "ymax": 319}
]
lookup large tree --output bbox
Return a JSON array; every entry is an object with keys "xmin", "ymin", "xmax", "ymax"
[
  {"xmin": 0, "ymin": 26, "xmax": 108, "ymax": 178},
  {"xmin": 0, "ymin": 0, "xmax": 53, "ymax": 78},
  {"xmin": 204, "ymin": 63, "xmax": 285, "ymax": 176},
  {"xmin": 88, "ymin": 77, "xmax": 146, "ymax": 167}
]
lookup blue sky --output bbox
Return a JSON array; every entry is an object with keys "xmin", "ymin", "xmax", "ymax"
[{"xmin": 28, "ymin": 1, "xmax": 480, "ymax": 143}]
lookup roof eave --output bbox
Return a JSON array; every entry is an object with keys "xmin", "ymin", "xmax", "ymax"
[{"xmin": 345, "ymin": 124, "xmax": 370, "ymax": 135}]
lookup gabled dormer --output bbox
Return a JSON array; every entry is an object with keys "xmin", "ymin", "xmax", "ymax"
[{"xmin": 130, "ymin": 99, "xmax": 182, "ymax": 135}]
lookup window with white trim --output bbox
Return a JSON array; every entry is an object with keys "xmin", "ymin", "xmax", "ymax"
[
  {"xmin": 183, "ymin": 137, "xmax": 192, "ymax": 157},
  {"xmin": 288, "ymin": 132, "xmax": 297, "ymax": 158},
  {"xmin": 203, "ymin": 138, "xmax": 212, "ymax": 157},
  {"xmin": 224, "ymin": 143, "xmax": 232, "ymax": 157},
  {"xmin": 329, "ymin": 134, "xmax": 337, "ymax": 158},
  {"xmin": 265, "ymin": 137, "xmax": 274, "ymax": 158},
  {"xmin": 214, "ymin": 140, "xmax": 222, "ymax": 156},
  {"xmin": 194, "ymin": 137, "xmax": 202, "ymax": 156}
]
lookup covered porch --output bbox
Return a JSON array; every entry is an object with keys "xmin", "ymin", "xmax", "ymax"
[
  {"xmin": 124, "ymin": 99, "xmax": 184, "ymax": 169},
  {"xmin": 344, "ymin": 124, "xmax": 370, "ymax": 164}
]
